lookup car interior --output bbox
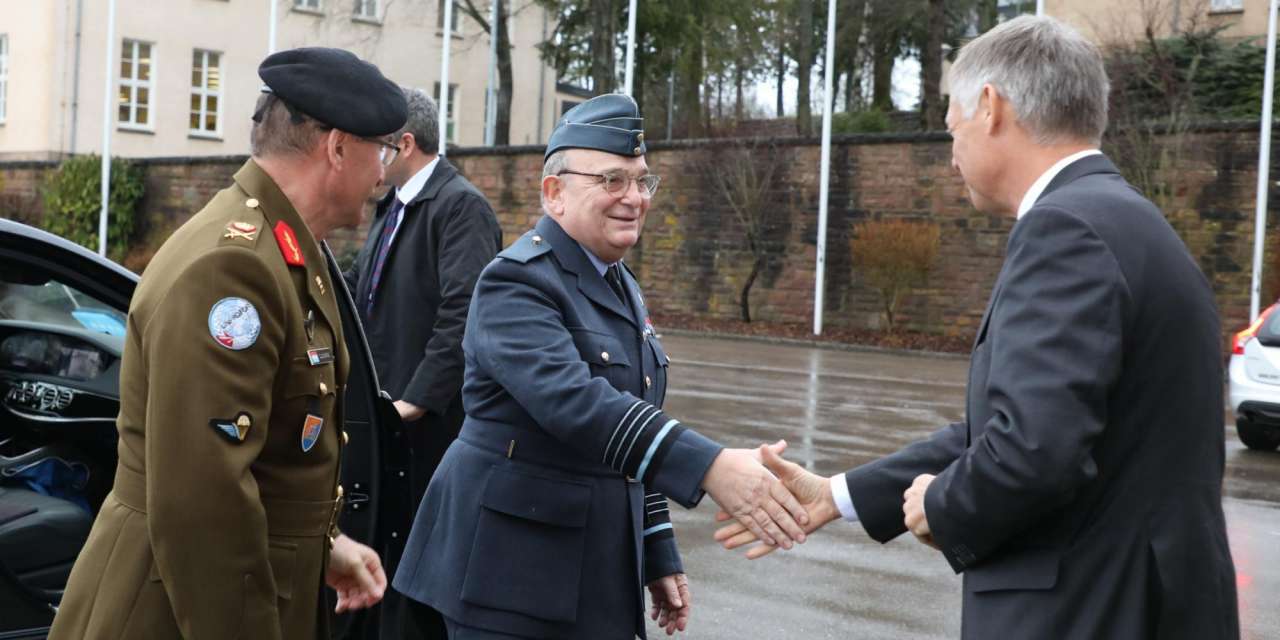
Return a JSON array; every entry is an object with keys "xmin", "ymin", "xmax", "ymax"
[{"xmin": 0, "ymin": 265, "xmax": 124, "ymax": 618}]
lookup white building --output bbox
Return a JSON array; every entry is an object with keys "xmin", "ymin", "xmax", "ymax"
[{"xmin": 1, "ymin": 0, "xmax": 584, "ymax": 160}]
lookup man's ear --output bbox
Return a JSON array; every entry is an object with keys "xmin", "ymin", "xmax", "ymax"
[
  {"xmin": 325, "ymin": 129, "xmax": 345, "ymax": 169},
  {"xmin": 980, "ymin": 84, "xmax": 1004, "ymax": 136},
  {"xmin": 542, "ymin": 174, "xmax": 565, "ymax": 217},
  {"xmin": 401, "ymin": 132, "xmax": 416, "ymax": 155}
]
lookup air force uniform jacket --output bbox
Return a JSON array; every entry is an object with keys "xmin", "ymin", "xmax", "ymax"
[{"xmin": 393, "ymin": 215, "xmax": 722, "ymax": 639}]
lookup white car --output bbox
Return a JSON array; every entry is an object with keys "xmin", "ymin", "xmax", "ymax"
[{"xmin": 1228, "ymin": 303, "xmax": 1280, "ymax": 450}]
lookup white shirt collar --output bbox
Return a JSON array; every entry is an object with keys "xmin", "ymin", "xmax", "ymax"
[
  {"xmin": 1016, "ymin": 149, "xmax": 1103, "ymax": 219},
  {"xmin": 395, "ymin": 156, "xmax": 440, "ymax": 206}
]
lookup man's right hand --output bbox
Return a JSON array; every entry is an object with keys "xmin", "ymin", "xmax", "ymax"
[
  {"xmin": 701, "ymin": 442, "xmax": 810, "ymax": 550},
  {"xmin": 393, "ymin": 400, "xmax": 426, "ymax": 422},
  {"xmin": 713, "ymin": 443, "xmax": 841, "ymax": 559}
]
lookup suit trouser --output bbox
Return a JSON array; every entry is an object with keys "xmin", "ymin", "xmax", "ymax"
[{"xmin": 440, "ymin": 614, "xmax": 531, "ymax": 639}]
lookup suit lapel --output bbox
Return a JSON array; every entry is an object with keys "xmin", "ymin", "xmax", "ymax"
[{"xmin": 536, "ymin": 216, "xmax": 637, "ymax": 326}]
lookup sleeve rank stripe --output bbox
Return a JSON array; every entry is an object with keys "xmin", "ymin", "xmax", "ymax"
[
  {"xmin": 631, "ymin": 419, "xmax": 679, "ymax": 482},
  {"xmin": 603, "ymin": 401, "xmax": 646, "ymax": 464},
  {"xmin": 617, "ymin": 410, "xmax": 664, "ymax": 475},
  {"xmin": 609, "ymin": 404, "xmax": 659, "ymax": 469},
  {"xmin": 643, "ymin": 523, "xmax": 674, "ymax": 537}
]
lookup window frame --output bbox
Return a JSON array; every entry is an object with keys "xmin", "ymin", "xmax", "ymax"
[
  {"xmin": 1209, "ymin": 0, "xmax": 1244, "ymax": 13},
  {"xmin": 436, "ymin": 0, "xmax": 462, "ymax": 35},
  {"xmin": 293, "ymin": 0, "xmax": 323, "ymax": 14},
  {"xmin": 433, "ymin": 81, "xmax": 458, "ymax": 143},
  {"xmin": 189, "ymin": 49, "xmax": 223, "ymax": 139},
  {"xmin": 118, "ymin": 39, "xmax": 156, "ymax": 132},
  {"xmin": 353, "ymin": 0, "xmax": 380, "ymax": 20}
]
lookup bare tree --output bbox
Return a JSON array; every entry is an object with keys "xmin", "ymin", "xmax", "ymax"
[
  {"xmin": 795, "ymin": 0, "xmax": 815, "ymax": 135},
  {"xmin": 920, "ymin": 0, "xmax": 946, "ymax": 130},
  {"xmin": 458, "ymin": 0, "xmax": 516, "ymax": 145},
  {"xmin": 699, "ymin": 141, "xmax": 786, "ymax": 322}
]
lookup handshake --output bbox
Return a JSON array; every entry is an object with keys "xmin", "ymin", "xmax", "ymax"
[{"xmin": 702, "ymin": 441, "xmax": 938, "ymax": 559}]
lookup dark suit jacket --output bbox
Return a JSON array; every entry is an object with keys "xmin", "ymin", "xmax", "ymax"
[
  {"xmin": 845, "ymin": 155, "xmax": 1238, "ymax": 639},
  {"xmin": 345, "ymin": 157, "xmax": 502, "ymax": 418},
  {"xmin": 392, "ymin": 215, "xmax": 722, "ymax": 639}
]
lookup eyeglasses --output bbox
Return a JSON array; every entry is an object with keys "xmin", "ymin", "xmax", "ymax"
[
  {"xmin": 362, "ymin": 136, "xmax": 401, "ymax": 167},
  {"xmin": 557, "ymin": 169, "xmax": 661, "ymax": 198}
]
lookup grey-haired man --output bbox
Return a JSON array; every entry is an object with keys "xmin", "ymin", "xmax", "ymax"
[
  {"xmin": 344, "ymin": 87, "xmax": 502, "ymax": 640},
  {"xmin": 718, "ymin": 16, "xmax": 1239, "ymax": 639}
]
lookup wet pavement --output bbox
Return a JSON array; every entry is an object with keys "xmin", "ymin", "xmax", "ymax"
[{"xmin": 646, "ymin": 334, "xmax": 1280, "ymax": 640}]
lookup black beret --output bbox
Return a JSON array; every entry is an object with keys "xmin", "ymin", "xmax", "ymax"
[
  {"xmin": 544, "ymin": 94, "xmax": 646, "ymax": 160},
  {"xmin": 257, "ymin": 47, "xmax": 407, "ymax": 137}
]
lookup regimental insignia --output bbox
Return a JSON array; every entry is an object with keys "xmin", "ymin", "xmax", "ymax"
[
  {"xmin": 301, "ymin": 413, "xmax": 324, "ymax": 452},
  {"xmin": 208, "ymin": 297, "xmax": 261, "ymax": 350},
  {"xmin": 210, "ymin": 412, "xmax": 253, "ymax": 443},
  {"xmin": 224, "ymin": 221, "xmax": 258, "ymax": 241},
  {"xmin": 274, "ymin": 221, "xmax": 305, "ymax": 267},
  {"xmin": 307, "ymin": 347, "xmax": 334, "ymax": 366}
]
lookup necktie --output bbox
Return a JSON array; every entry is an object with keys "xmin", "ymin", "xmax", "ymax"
[
  {"xmin": 606, "ymin": 264, "xmax": 628, "ymax": 307},
  {"xmin": 366, "ymin": 198, "xmax": 405, "ymax": 315}
]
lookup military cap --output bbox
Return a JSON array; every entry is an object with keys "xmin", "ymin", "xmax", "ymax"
[
  {"xmin": 544, "ymin": 94, "xmax": 646, "ymax": 160},
  {"xmin": 257, "ymin": 47, "xmax": 407, "ymax": 137}
]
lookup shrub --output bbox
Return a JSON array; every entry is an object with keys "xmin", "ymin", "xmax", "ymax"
[
  {"xmin": 851, "ymin": 219, "xmax": 941, "ymax": 331},
  {"xmin": 41, "ymin": 155, "xmax": 145, "ymax": 262},
  {"xmin": 832, "ymin": 109, "xmax": 892, "ymax": 135}
]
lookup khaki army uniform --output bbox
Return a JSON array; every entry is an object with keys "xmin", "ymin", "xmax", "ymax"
[{"xmin": 50, "ymin": 160, "xmax": 349, "ymax": 640}]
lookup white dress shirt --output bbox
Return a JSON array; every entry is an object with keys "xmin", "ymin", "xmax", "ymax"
[{"xmin": 382, "ymin": 156, "xmax": 440, "ymax": 248}]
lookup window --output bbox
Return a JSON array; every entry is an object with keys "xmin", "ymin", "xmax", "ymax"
[
  {"xmin": 433, "ymin": 82, "xmax": 457, "ymax": 143},
  {"xmin": 295, "ymin": 0, "xmax": 321, "ymax": 11},
  {"xmin": 436, "ymin": 0, "xmax": 460, "ymax": 32},
  {"xmin": 0, "ymin": 35, "xmax": 8, "ymax": 124},
  {"xmin": 118, "ymin": 40, "xmax": 154, "ymax": 129},
  {"xmin": 354, "ymin": 0, "xmax": 378, "ymax": 19},
  {"xmin": 1210, "ymin": 0, "xmax": 1243, "ymax": 12},
  {"xmin": 190, "ymin": 50, "xmax": 222, "ymax": 137}
]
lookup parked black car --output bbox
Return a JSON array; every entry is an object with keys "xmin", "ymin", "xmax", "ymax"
[{"xmin": 0, "ymin": 219, "xmax": 410, "ymax": 639}]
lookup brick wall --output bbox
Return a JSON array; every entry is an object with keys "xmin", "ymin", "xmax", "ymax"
[{"xmin": 2, "ymin": 124, "xmax": 1276, "ymax": 341}]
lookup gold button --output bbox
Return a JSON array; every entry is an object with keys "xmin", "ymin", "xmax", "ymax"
[
  {"xmin": 633, "ymin": 146, "xmax": 642, "ymax": 155},
  {"xmin": 245, "ymin": 198, "xmax": 259, "ymax": 208},
  {"xmin": 645, "ymin": 375, "xmax": 652, "ymax": 389},
  {"xmin": 342, "ymin": 431, "xmax": 350, "ymax": 445},
  {"xmin": 601, "ymin": 351, "xmax": 610, "ymax": 362},
  {"xmin": 532, "ymin": 235, "xmax": 543, "ymax": 245},
  {"xmin": 319, "ymin": 381, "xmax": 329, "ymax": 395}
]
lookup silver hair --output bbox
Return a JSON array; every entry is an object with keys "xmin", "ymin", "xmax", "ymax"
[
  {"xmin": 949, "ymin": 15, "xmax": 1110, "ymax": 145},
  {"xmin": 400, "ymin": 87, "xmax": 440, "ymax": 154},
  {"xmin": 540, "ymin": 150, "xmax": 570, "ymax": 211}
]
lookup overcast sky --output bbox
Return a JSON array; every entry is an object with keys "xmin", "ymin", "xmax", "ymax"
[{"xmin": 749, "ymin": 55, "xmax": 924, "ymax": 118}]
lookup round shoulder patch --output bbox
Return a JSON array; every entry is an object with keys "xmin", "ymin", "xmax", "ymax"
[{"xmin": 208, "ymin": 297, "xmax": 262, "ymax": 350}]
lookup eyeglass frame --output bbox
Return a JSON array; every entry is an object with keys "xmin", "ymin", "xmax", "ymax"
[
  {"xmin": 362, "ymin": 136, "xmax": 401, "ymax": 167},
  {"xmin": 556, "ymin": 169, "xmax": 661, "ymax": 198}
]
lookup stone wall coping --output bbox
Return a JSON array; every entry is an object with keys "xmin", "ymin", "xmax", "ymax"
[{"xmin": 3, "ymin": 118, "xmax": 1267, "ymax": 168}]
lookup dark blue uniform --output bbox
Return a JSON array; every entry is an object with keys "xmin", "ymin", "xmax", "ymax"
[{"xmin": 393, "ymin": 215, "xmax": 722, "ymax": 639}]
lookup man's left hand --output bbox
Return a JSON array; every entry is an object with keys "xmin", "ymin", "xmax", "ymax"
[
  {"xmin": 903, "ymin": 474, "xmax": 938, "ymax": 550},
  {"xmin": 646, "ymin": 572, "xmax": 692, "ymax": 635},
  {"xmin": 394, "ymin": 400, "xmax": 426, "ymax": 422},
  {"xmin": 326, "ymin": 534, "xmax": 387, "ymax": 613}
]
